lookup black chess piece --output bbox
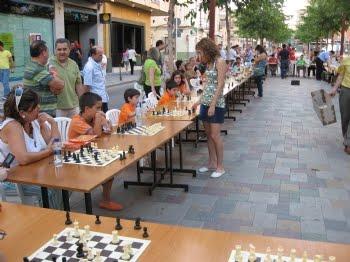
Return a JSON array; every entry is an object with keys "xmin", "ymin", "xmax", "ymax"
[
  {"xmin": 76, "ymin": 242, "xmax": 84, "ymax": 258},
  {"xmin": 119, "ymin": 154, "xmax": 123, "ymax": 161},
  {"xmin": 95, "ymin": 215, "xmax": 101, "ymax": 224},
  {"xmin": 23, "ymin": 257, "xmax": 30, "ymax": 262},
  {"xmin": 142, "ymin": 227, "xmax": 149, "ymax": 238},
  {"xmin": 94, "ymin": 152, "xmax": 98, "ymax": 161},
  {"xmin": 76, "ymin": 155, "xmax": 80, "ymax": 163},
  {"xmin": 51, "ymin": 256, "xmax": 57, "ymax": 262},
  {"xmin": 65, "ymin": 211, "xmax": 72, "ymax": 225},
  {"xmin": 152, "ymin": 111, "xmax": 155, "ymax": 115},
  {"xmin": 122, "ymin": 151, "xmax": 126, "ymax": 160},
  {"xmin": 68, "ymin": 151, "xmax": 71, "ymax": 157},
  {"xmin": 128, "ymin": 145, "xmax": 135, "ymax": 154},
  {"xmin": 73, "ymin": 153, "xmax": 76, "ymax": 160},
  {"xmin": 64, "ymin": 154, "xmax": 69, "ymax": 162},
  {"xmin": 117, "ymin": 126, "xmax": 121, "ymax": 133},
  {"xmin": 115, "ymin": 217, "xmax": 122, "ymax": 230},
  {"xmin": 185, "ymin": 106, "xmax": 188, "ymax": 111},
  {"xmin": 162, "ymin": 107, "xmax": 166, "ymax": 114},
  {"xmin": 62, "ymin": 258, "xmax": 67, "ymax": 262},
  {"xmin": 192, "ymin": 108, "xmax": 196, "ymax": 114},
  {"xmin": 188, "ymin": 110, "xmax": 191, "ymax": 116},
  {"xmin": 134, "ymin": 217, "xmax": 141, "ymax": 230}
]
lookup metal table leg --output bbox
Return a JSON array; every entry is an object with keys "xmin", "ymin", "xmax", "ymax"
[
  {"xmin": 41, "ymin": 187, "xmax": 49, "ymax": 208},
  {"xmin": 84, "ymin": 193, "xmax": 93, "ymax": 214},
  {"xmin": 62, "ymin": 189, "xmax": 70, "ymax": 211}
]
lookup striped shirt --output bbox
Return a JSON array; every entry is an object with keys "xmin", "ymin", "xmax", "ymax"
[{"xmin": 23, "ymin": 60, "xmax": 56, "ymax": 116}]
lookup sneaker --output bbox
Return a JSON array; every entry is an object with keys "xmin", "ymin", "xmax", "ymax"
[
  {"xmin": 210, "ymin": 170, "xmax": 226, "ymax": 178},
  {"xmin": 99, "ymin": 201, "xmax": 123, "ymax": 211},
  {"xmin": 198, "ymin": 167, "xmax": 209, "ymax": 173}
]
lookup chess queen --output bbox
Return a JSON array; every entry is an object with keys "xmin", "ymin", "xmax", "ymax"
[
  {"xmin": 192, "ymin": 38, "xmax": 226, "ymax": 178},
  {"xmin": 0, "ymin": 87, "xmax": 62, "ymax": 208}
]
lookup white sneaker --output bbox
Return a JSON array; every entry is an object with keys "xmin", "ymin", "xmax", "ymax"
[
  {"xmin": 198, "ymin": 167, "xmax": 209, "ymax": 173},
  {"xmin": 210, "ymin": 170, "xmax": 226, "ymax": 178}
]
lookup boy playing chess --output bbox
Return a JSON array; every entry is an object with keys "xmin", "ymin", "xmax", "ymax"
[
  {"xmin": 68, "ymin": 92, "xmax": 122, "ymax": 211},
  {"xmin": 158, "ymin": 79, "xmax": 178, "ymax": 106},
  {"xmin": 119, "ymin": 88, "xmax": 140, "ymax": 124}
]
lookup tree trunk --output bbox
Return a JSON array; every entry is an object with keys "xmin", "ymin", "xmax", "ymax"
[
  {"xmin": 331, "ymin": 33, "xmax": 334, "ymax": 51},
  {"xmin": 326, "ymin": 37, "xmax": 329, "ymax": 51},
  {"xmin": 260, "ymin": 37, "xmax": 263, "ymax": 46},
  {"xmin": 340, "ymin": 18, "xmax": 348, "ymax": 56},
  {"xmin": 224, "ymin": 1, "xmax": 231, "ymax": 52},
  {"xmin": 209, "ymin": 0, "xmax": 216, "ymax": 40},
  {"xmin": 167, "ymin": 0, "xmax": 176, "ymax": 72}
]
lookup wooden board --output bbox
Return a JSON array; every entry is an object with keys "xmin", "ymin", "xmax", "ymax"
[{"xmin": 1, "ymin": 202, "xmax": 350, "ymax": 262}]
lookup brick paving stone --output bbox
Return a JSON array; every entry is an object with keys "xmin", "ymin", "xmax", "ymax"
[
  {"xmin": 274, "ymin": 166, "xmax": 291, "ymax": 175},
  {"xmin": 326, "ymin": 230, "xmax": 350, "ymax": 244},
  {"xmin": 281, "ymin": 183, "xmax": 299, "ymax": 192},
  {"xmin": 249, "ymin": 191, "xmax": 279, "ymax": 205},
  {"xmin": 267, "ymin": 203, "xmax": 290, "ymax": 216},
  {"xmin": 324, "ymin": 219, "xmax": 349, "ymax": 231},
  {"xmin": 253, "ymin": 212, "xmax": 277, "ymax": 230},
  {"xmin": 302, "ymin": 233, "xmax": 328, "ymax": 242},
  {"xmin": 290, "ymin": 172, "xmax": 308, "ymax": 183},
  {"xmin": 290, "ymin": 203, "xmax": 323, "ymax": 220},
  {"xmin": 301, "ymin": 219, "xmax": 326, "ymax": 234},
  {"xmin": 277, "ymin": 219, "xmax": 301, "ymax": 233},
  {"xmin": 319, "ymin": 188, "xmax": 349, "ymax": 200}
]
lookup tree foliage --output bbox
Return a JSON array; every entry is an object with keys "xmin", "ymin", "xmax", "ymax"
[{"xmin": 234, "ymin": 0, "xmax": 290, "ymax": 44}]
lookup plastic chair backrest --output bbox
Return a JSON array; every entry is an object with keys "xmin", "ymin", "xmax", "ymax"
[
  {"xmin": 106, "ymin": 109, "xmax": 121, "ymax": 127},
  {"xmin": 54, "ymin": 117, "xmax": 71, "ymax": 143}
]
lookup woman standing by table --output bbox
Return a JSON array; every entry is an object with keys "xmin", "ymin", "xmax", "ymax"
[
  {"xmin": 193, "ymin": 38, "xmax": 226, "ymax": 178},
  {"xmin": 254, "ymin": 45, "xmax": 267, "ymax": 97}
]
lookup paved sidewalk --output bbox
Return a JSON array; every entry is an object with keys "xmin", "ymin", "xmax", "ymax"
[{"xmin": 106, "ymin": 67, "xmax": 141, "ymax": 87}]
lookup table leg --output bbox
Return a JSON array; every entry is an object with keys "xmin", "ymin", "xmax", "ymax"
[
  {"xmin": 84, "ymin": 193, "xmax": 93, "ymax": 214},
  {"xmin": 41, "ymin": 187, "xmax": 49, "ymax": 208},
  {"xmin": 62, "ymin": 190, "xmax": 70, "ymax": 211},
  {"xmin": 172, "ymin": 133, "xmax": 197, "ymax": 177}
]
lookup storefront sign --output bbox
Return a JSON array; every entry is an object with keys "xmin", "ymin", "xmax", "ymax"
[
  {"xmin": 99, "ymin": 13, "xmax": 111, "ymax": 24},
  {"xmin": 29, "ymin": 33, "xmax": 42, "ymax": 45}
]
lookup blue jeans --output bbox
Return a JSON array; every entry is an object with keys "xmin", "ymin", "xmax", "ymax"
[
  {"xmin": 255, "ymin": 75, "xmax": 263, "ymax": 97},
  {"xmin": 280, "ymin": 60, "xmax": 289, "ymax": 79},
  {"xmin": 0, "ymin": 69, "xmax": 10, "ymax": 97}
]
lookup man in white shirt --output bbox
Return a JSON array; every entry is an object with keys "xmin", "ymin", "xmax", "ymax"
[
  {"xmin": 228, "ymin": 45, "xmax": 238, "ymax": 65},
  {"xmin": 83, "ymin": 46, "xmax": 109, "ymax": 112},
  {"xmin": 127, "ymin": 47, "xmax": 137, "ymax": 75}
]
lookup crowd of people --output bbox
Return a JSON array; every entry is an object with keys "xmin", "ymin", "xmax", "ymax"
[{"xmin": 0, "ymin": 35, "xmax": 349, "ymax": 212}]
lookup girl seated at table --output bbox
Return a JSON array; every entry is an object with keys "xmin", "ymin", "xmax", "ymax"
[
  {"xmin": 171, "ymin": 70, "xmax": 191, "ymax": 95},
  {"xmin": 0, "ymin": 87, "xmax": 62, "ymax": 208}
]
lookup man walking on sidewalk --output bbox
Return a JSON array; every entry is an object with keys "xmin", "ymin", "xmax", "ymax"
[
  {"xmin": 0, "ymin": 41, "xmax": 14, "ymax": 99},
  {"xmin": 49, "ymin": 38, "xmax": 85, "ymax": 118},
  {"xmin": 278, "ymin": 44, "xmax": 289, "ymax": 79},
  {"xmin": 330, "ymin": 56, "xmax": 350, "ymax": 154}
]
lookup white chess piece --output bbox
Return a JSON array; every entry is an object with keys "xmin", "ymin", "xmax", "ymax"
[
  {"xmin": 329, "ymin": 256, "xmax": 336, "ymax": 262},
  {"xmin": 302, "ymin": 251, "xmax": 308, "ymax": 262},
  {"xmin": 248, "ymin": 244, "xmax": 256, "ymax": 262},
  {"xmin": 87, "ymin": 248, "xmax": 94, "ymax": 260},
  {"xmin": 234, "ymin": 245, "xmax": 242, "ymax": 262},
  {"xmin": 126, "ymin": 243, "xmax": 133, "ymax": 255},
  {"xmin": 290, "ymin": 248, "xmax": 297, "ymax": 262},
  {"xmin": 52, "ymin": 234, "xmax": 58, "ymax": 246},
  {"xmin": 313, "ymin": 254, "xmax": 322, "ymax": 262},
  {"xmin": 66, "ymin": 230, "xmax": 73, "ymax": 242},
  {"xmin": 277, "ymin": 246, "xmax": 284, "ymax": 262},
  {"xmin": 73, "ymin": 221, "xmax": 80, "ymax": 237},
  {"xmin": 95, "ymin": 249, "xmax": 102, "ymax": 262},
  {"xmin": 121, "ymin": 245, "xmax": 131, "ymax": 260},
  {"xmin": 111, "ymin": 230, "xmax": 119, "ymax": 244},
  {"xmin": 265, "ymin": 247, "xmax": 272, "ymax": 262},
  {"xmin": 84, "ymin": 225, "xmax": 90, "ymax": 238}
]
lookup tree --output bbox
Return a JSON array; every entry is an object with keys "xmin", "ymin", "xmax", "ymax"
[{"xmin": 235, "ymin": 0, "xmax": 289, "ymax": 45}]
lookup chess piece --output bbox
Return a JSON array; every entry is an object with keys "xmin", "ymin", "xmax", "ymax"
[
  {"xmin": 115, "ymin": 217, "xmax": 123, "ymax": 230},
  {"xmin": 76, "ymin": 242, "xmax": 85, "ymax": 258},
  {"xmin": 73, "ymin": 220, "xmax": 80, "ymax": 237},
  {"xmin": 52, "ymin": 234, "xmax": 58, "ymax": 246},
  {"xmin": 234, "ymin": 245, "xmax": 242, "ymax": 260},
  {"xmin": 117, "ymin": 126, "xmax": 121, "ymax": 133},
  {"xmin": 95, "ymin": 215, "xmax": 101, "ymax": 224},
  {"xmin": 122, "ymin": 151, "xmax": 126, "ymax": 160},
  {"xmin": 277, "ymin": 246, "xmax": 284, "ymax": 262},
  {"xmin": 87, "ymin": 248, "xmax": 94, "ymax": 260},
  {"xmin": 66, "ymin": 230, "xmax": 73, "ymax": 242},
  {"xmin": 128, "ymin": 145, "xmax": 135, "ymax": 154},
  {"xmin": 121, "ymin": 245, "xmax": 131, "ymax": 260},
  {"xmin": 329, "ymin": 256, "xmax": 336, "ymax": 262},
  {"xmin": 142, "ymin": 227, "xmax": 149, "ymax": 238},
  {"xmin": 119, "ymin": 153, "xmax": 123, "ymax": 161},
  {"xmin": 84, "ymin": 225, "xmax": 90, "ymax": 238},
  {"xmin": 62, "ymin": 258, "xmax": 67, "ymax": 262},
  {"xmin": 302, "ymin": 251, "xmax": 308, "ymax": 262},
  {"xmin": 76, "ymin": 154, "xmax": 80, "ymax": 163},
  {"xmin": 290, "ymin": 248, "xmax": 297, "ymax": 262},
  {"xmin": 68, "ymin": 151, "xmax": 71, "ymax": 157},
  {"xmin": 248, "ymin": 244, "xmax": 256, "ymax": 262},
  {"xmin": 94, "ymin": 152, "xmax": 98, "ymax": 161},
  {"xmin": 126, "ymin": 243, "xmax": 133, "ymax": 255},
  {"xmin": 65, "ymin": 211, "xmax": 72, "ymax": 225},
  {"xmin": 265, "ymin": 247, "xmax": 272, "ymax": 262},
  {"xmin": 51, "ymin": 256, "xmax": 57, "ymax": 262},
  {"xmin": 111, "ymin": 230, "xmax": 119, "ymax": 244},
  {"xmin": 314, "ymin": 254, "xmax": 322, "ymax": 262},
  {"xmin": 73, "ymin": 153, "xmax": 76, "ymax": 160},
  {"xmin": 95, "ymin": 250, "xmax": 102, "ymax": 262},
  {"xmin": 134, "ymin": 217, "xmax": 141, "ymax": 230},
  {"xmin": 152, "ymin": 111, "xmax": 155, "ymax": 115}
]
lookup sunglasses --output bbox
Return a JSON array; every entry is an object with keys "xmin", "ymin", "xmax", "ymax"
[{"xmin": 15, "ymin": 85, "xmax": 24, "ymax": 112}]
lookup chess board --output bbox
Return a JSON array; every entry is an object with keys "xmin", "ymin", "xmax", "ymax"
[
  {"xmin": 228, "ymin": 249, "xmax": 330, "ymax": 262},
  {"xmin": 151, "ymin": 109, "xmax": 190, "ymax": 117},
  {"xmin": 64, "ymin": 148, "xmax": 126, "ymax": 167},
  {"xmin": 115, "ymin": 123, "xmax": 165, "ymax": 136},
  {"xmin": 28, "ymin": 227, "xmax": 150, "ymax": 262}
]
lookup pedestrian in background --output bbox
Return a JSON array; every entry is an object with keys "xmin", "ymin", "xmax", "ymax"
[
  {"xmin": 127, "ymin": 46, "xmax": 137, "ymax": 75},
  {"xmin": 122, "ymin": 48, "xmax": 129, "ymax": 72},
  {"xmin": 278, "ymin": 44, "xmax": 290, "ymax": 79},
  {"xmin": 0, "ymin": 41, "xmax": 14, "ymax": 99}
]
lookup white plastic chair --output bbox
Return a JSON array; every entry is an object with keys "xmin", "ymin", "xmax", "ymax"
[
  {"xmin": 106, "ymin": 109, "xmax": 121, "ymax": 127},
  {"xmin": 134, "ymin": 82, "xmax": 146, "ymax": 101},
  {"xmin": 54, "ymin": 117, "xmax": 71, "ymax": 143}
]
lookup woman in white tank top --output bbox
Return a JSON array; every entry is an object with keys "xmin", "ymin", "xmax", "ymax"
[{"xmin": 0, "ymin": 88, "xmax": 61, "ymax": 208}]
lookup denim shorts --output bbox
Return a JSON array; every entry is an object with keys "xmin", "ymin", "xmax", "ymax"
[{"xmin": 199, "ymin": 104, "xmax": 226, "ymax": 124}]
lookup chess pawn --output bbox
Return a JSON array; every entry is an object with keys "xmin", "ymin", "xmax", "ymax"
[
  {"xmin": 66, "ymin": 230, "xmax": 73, "ymax": 242},
  {"xmin": 84, "ymin": 225, "xmax": 90, "ymax": 238},
  {"xmin": 126, "ymin": 243, "xmax": 133, "ymax": 255},
  {"xmin": 314, "ymin": 254, "xmax": 322, "ymax": 262},
  {"xmin": 234, "ymin": 245, "xmax": 242, "ymax": 259},
  {"xmin": 248, "ymin": 244, "xmax": 256, "ymax": 262},
  {"xmin": 329, "ymin": 256, "xmax": 336, "ymax": 262},
  {"xmin": 73, "ymin": 221, "xmax": 80, "ymax": 237},
  {"xmin": 277, "ymin": 246, "xmax": 284, "ymax": 262},
  {"xmin": 290, "ymin": 248, "xmax": 297, "ymax": 262},
  {"xmin": 52, "ymin": 234, "xmax": 58, "ymax": 246},
  {"xmin": 121, "ymin": 245, "xmax": 131, "ymax": 260},
  {"xmin": 265, "ymin": 247, "xmax": 272, "ymax": 262},
  {"xmin": 95, "ymin": 250, "xmax": 102, "ymax": 262},
  {"xmin": 111, "ymin": 230, "xmax": 119, "ymax": 244},
  {"xmin": 302, "ymin": 251, "xmax": 308, "ymax": 262},
  {"xmin": 87, "ymin": 248, "xmax": 94, "ymax": 260}
]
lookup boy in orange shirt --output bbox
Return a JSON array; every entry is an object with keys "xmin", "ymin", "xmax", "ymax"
[
  {"xmin": 68, "ymin": 92, "xmax": 122, "ymax": 211},
  {"xmin": 158, "ymin": 79, "xmax": 178, "ymax": 106},
  {"xmin": 119, "ymin": 88, "xmax": 140, "ymax": 124}
]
